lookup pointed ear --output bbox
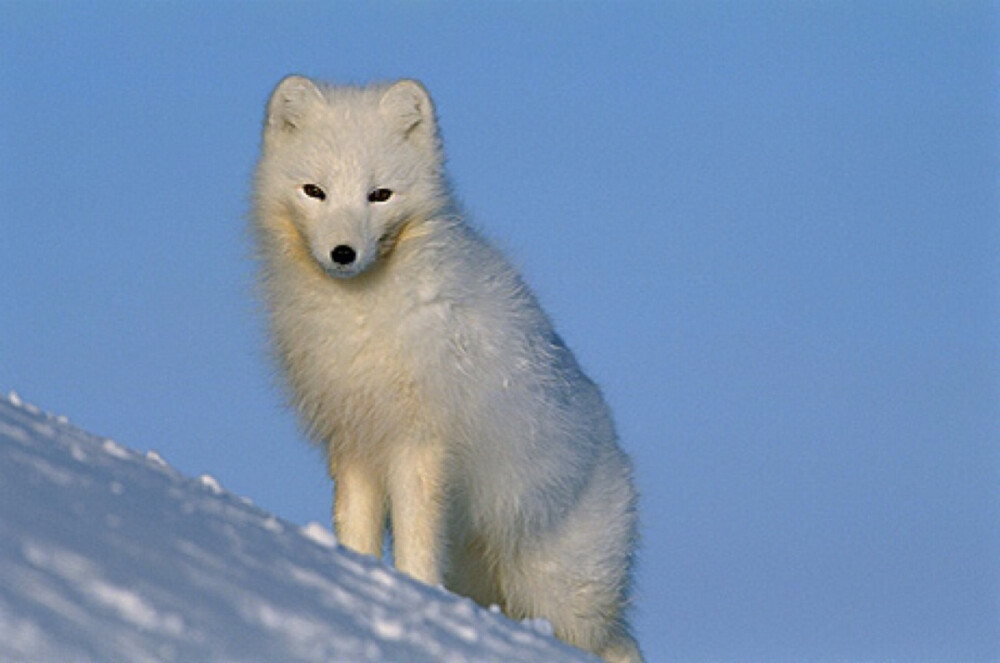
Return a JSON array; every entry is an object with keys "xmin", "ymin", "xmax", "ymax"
[
  {"xmin": 379, "ymin": 79, "xmax": 436, "ymax": 141},
  {"xmin": 265, "ymin": 75, "xmax": 325, "ymax": 134}
]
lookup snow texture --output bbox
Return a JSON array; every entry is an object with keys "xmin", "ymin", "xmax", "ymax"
[{"xmin": 0, "ymin": 392, "xmax": 597, "ymax": 663}]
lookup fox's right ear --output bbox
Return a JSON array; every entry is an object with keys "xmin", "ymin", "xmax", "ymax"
[{"xmin": 265, "ymin": 75, "xmax": 324, "ymax": 135}]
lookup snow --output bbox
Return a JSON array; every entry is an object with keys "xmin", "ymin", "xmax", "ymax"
[{"xmin": 0, "ymin": 391, "xmax": 596, "ymax": 663}]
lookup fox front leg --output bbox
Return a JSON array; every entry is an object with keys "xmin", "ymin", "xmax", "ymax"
[
  {"xmin": 387, "ymin": 441, "xmax": 447, "ymax": 586},
  {"xmin": 332, "ymin": 460, "xmax": 386, "ymax": 558}
]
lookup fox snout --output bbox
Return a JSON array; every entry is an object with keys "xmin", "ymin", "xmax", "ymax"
[
  {"xmin": 316, "ymin": 227, "xmax": 402, "ymax": 278},
  {"xmin": 305, "ymin": 213, "xmax": 379, "ymax": 278},
  {"xmin": 330, "ymin": 244, "xmax": 357, "ymax": 266},
  {"xmin": 319, "ymin": 240, "xmax": 369, "ymax": 277}
]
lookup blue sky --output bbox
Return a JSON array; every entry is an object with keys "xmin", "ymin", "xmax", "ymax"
[{"xmin": 2, "ymin": 2, "xmax": 997, "ymax": 661}]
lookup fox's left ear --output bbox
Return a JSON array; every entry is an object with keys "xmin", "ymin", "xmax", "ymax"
[{"xmin": 379, "ymin": 79, "xmax": 436, "ymax": 143}]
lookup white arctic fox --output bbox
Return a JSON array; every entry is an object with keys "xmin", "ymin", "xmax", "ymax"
[{"xmin": 252, "ymin": 75, "xmax": 642, "ymax": 663}]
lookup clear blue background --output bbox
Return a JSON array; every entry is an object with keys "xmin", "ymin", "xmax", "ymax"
[{"xmin": 2, "ymin": 2, "xmax": 997, "ymax": 661}]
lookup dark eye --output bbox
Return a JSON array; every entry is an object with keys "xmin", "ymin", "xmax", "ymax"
[
  {"xmin": 368, "ymin": 188, "xmax": 393, "ymax": 203},
  {"xmin": 302, "ymin": 183, "xmax": 326, "ymax": 200}
]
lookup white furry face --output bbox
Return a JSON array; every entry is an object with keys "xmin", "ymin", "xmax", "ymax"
[{"xmin": 256, "ymin": 77, "xmax": 445, "ymax": 278}]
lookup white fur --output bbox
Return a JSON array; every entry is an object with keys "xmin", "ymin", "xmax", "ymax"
[{"xmin": 252, "ymin": 75, "xmax": 643, "ymax": 662}]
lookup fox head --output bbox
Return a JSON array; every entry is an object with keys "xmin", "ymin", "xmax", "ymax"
[{"xmin": 255, "ymin": 76, "xmax": 447, "ymax": 278}]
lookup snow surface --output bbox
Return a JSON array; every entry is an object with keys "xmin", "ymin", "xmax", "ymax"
[{"xmin": 0, "ymin": 392, "xmax": 597, "ymax": 663}]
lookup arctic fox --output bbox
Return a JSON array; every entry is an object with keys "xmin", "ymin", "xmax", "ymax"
[{"xmin": 252, "ymin": 75, "xmax": 642, "ymax": 663}]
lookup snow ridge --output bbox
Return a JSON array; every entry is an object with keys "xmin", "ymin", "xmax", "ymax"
[{"xmin": 0, "ymin": 391, "xmax": 595, "ymax": 663}]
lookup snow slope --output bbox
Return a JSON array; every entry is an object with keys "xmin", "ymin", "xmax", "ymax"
[{"xmin": 0, "ymin": 392, "xmax": 596, "ymax": 663}]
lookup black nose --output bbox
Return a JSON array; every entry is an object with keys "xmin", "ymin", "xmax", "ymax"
[{"xmin": 331, "ymin": 245, "xmax": 357, "ymax": 266}]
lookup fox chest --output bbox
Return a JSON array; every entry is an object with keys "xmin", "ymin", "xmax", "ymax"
[{"xmin": 277, "ymin": 290, "xmax": 453, "ymax": 450}]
